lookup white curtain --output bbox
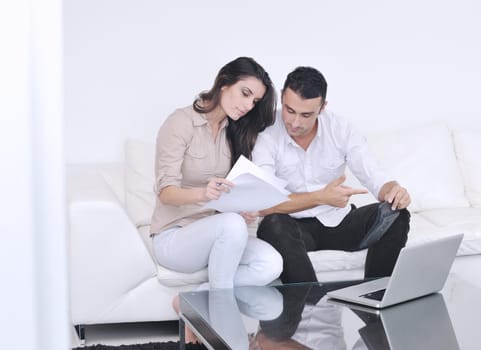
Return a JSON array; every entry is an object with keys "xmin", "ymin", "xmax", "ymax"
[{"xmin": 0, "ymin": 0, "xmax": 69, "ymax": 349}]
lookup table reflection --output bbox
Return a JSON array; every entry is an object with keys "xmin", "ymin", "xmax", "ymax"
[
  {"xmin": 186, "ymin": 281, "xmax": 460, "ymax": 350},
  {"xmin": 339, "ymin": 293, "xmax": 460, "ymax": 350}
]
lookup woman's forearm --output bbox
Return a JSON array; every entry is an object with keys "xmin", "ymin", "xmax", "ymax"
[{"xmin": 158, "ymin": 185, "xmax": 205, "ymax": 206}]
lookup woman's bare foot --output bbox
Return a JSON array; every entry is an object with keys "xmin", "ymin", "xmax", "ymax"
[{"xmin": 172, "ymin": 294, "xmax": 200, "ymax": 344}]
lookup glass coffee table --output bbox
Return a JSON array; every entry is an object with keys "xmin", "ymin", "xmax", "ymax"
[{"xmin": 179, "ymin": 274, "xmax": 481, "ymax": 349}]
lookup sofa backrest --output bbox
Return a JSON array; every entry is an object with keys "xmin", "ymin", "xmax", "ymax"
[
  {"xmin": 346, "ymin": 123, "xmax": 469, "ymax": 212},
  {"xmin": 453, "ymin": 129, "xmax": 481, "ymax": 207},
  {"xmin": 124, "ymin": 139, "xmax": 157, "ymax": 227},
  {"xmin": 123, "ymin": 123, "xmax": 479, "ymax": 227}
]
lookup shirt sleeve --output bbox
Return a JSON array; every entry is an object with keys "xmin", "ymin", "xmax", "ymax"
[
  {"xmin": 343, "ymin": 122, "xmax": 390, "ymax": 199},
  {"xmin": 252, "ymin": 131, "xmax": 279, "ymax": 177},
  {"xmin": 153, "ymin": 110, "xmax": 192, "ymax": 194}
]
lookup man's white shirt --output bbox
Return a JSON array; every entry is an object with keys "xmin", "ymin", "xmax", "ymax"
[
  {"xmin": 252, "ymin": 110, "xmax": 389, "ymax": 227},
  {"xmin": 291, "ymin": 298, "xmax": 348, "ymax": 349}
]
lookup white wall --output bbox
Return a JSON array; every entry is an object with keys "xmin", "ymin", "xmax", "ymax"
[{"xmin": 65, "ymin": 0, "xmax": 481, "ymax": 163}]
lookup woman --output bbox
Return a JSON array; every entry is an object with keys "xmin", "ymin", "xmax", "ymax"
[{"xmin": 149, "ymin": 57, "xmax": 283, "ymax": 339}]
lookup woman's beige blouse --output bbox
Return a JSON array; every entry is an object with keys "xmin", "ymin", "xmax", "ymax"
[{"xmin": 149, "ymin": 105, "xmax": 231, "ymax": 234}]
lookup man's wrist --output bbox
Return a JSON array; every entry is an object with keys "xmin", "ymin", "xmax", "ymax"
[
  {"xmin": 313, "ymin": 189, "xmax": 326, "ymax": 206},
  {"xmin": 379, "ymin": 181, "xmax": 398, "ymax": 201}
]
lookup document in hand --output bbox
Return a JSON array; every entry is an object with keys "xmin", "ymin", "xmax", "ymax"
[{"xmin": 204, "ymin": 155, "xmax": 290, "ymax": 212}]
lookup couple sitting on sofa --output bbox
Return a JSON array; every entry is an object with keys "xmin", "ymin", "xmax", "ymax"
[{"xmin": 149, "ymin": 56, "xmax": 411, "ymax": 341}]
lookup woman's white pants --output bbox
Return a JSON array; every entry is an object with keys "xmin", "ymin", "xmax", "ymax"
[{"xmin": 152, "ymin": 212, "xmax": 283, "ymax": 289}]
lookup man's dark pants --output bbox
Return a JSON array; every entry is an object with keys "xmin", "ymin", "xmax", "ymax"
[{"xmin": 257, "ymin": 203, "xmax": 411, "ymax": 283}]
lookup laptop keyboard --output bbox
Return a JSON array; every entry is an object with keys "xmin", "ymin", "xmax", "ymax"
[{"xmin": 360, "ymin": 289, "xmax": 386, "ymax": 301}]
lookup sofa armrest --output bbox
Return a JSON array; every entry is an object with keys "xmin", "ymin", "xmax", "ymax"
[{"xmin": 67, "ymin": 165, "xmax": 158, "ymax": 324}]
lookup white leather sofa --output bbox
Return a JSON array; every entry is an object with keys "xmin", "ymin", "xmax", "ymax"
[{"xmin": 68, "ymin": 122, "xmax": 481, "ymax": 339}]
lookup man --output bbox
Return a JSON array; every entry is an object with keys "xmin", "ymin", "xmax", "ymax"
[{"xmin": 252, "ymin": 66, "xmax": 411, "ymax": 283}]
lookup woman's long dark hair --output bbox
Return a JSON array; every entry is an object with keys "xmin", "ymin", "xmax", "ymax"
[{"xmin": 193, "ymin": 57, "xmax": 277, "ymax": 167}]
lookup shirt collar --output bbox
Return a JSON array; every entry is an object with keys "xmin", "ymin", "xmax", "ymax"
[
  {"xmin": 193, "ymin": 113, "xmax": 229, "ymax": 129},
  {"xmin": 192, "ymin": 112, "xmax": 208, "ymax": 126},
  {"xmin": 283, "ymin": 114, "xmax": 323, "ymax": 147},
  {"xmin": 192, "ymin": 113, "xmax": 229, "ymax": 134}
]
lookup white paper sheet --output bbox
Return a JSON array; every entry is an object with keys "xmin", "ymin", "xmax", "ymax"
[
  {"xmin": 226, "ymin": 155, "xmax": 288, "ymax": 193},
  {"xmin": 204, "ymin": 156, "xmax": 290, "ymax": 212}
]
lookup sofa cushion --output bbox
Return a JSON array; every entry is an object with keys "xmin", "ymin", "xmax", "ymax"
[
  {"xmin": 156, "ymin": 265, "xmax": 208, "ymax": 287},
  {"xmin": 124, "ymin": 139, "xmax": 156, "ymax": 227},
  {"xmin": 418, "ymin": 208, "xmax": 481, "ymax": 256},
  {"xmin": 309, "ymin": 249, "xmax": 367, "ymax": 273},
  {"xmin": 348, "ymin": 123, "xmax": 469, "ymax": 212},
  {"xmin": 453, "ymin": 129, "xmax": 481, "ymax": 207}
]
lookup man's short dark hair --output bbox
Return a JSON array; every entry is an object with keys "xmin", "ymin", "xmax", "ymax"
[{"xmin": 282, "ymin": 66, "xmax": 328, "ymax": 101}]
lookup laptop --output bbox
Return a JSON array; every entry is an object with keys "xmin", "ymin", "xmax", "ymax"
[
  {"xmin": 326, "ymin": 233, "xmax": 463, "ymax": 308},
  {"xmin": 330, "ymin": 293, "xmax": 460, "ymax": 349}
]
